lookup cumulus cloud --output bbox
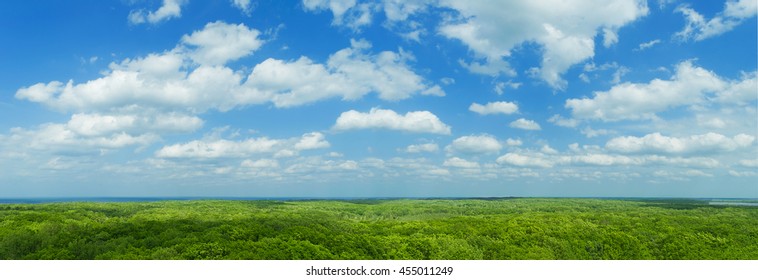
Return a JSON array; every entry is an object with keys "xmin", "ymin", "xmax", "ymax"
[
  {"xmin": 0, "ymin": 109, "xmax": 203, "ymax": 156},
  {"xmin": 302, "ymin": 0, "xmax": 375, "ymax": 30},
  {"xmin": 3, "ymin": 123, "xmax": 158, "ymax": 155},
  {"xmin": 445, "ymin": 135, "xmax": 502, "ymax": 154},
  {"xmin": 675, "ymin": 0, "xmax": 757, "ymax": 41},
  {"xmin": 155, "ymin": 138, "xmax": 280, "ymax": 159},
  {"xmin": 438, "ymin": 0, "xmax": 648, "ymax": 89},
  {"xmin": 294, "ymin": 132, "xmax": 331, "ymax": 150},
  {"xmin": 403, "ymin": 143, "xmax": 439, "ymax": 153},
  {"xmin": 241, "ymin": 158, "xmax": 280, "ymax": 169},
  {"xmin": 581, "ymin": 127, "xmax": 614, "ymax": 138},
  {"xmin": 505, "ymin": 138, "xmax": 522, "ymax": 146},
  {"xmin": 495, "ymin": 149, "xmax": 725, "ymax": 170},
  {"xmin": 563, "ymin": 154, "xmax": 640, "ymax": 166},
  {"xmin": 443, "ymin": 157, "xmax": 480, "ymax": 169},
  {"xmin": 301, "ymin": 0, "xmax": 648, "ymax": 89},
  {"xmin": 129, "ymin": 0, "xmax": 187, "ymax": 25},
  {"xmin": 469, "ymin": 101, "xmax": 518, "ymax": 115},
  {"xmin": 231, "ymin": 0, "xmax": 254, "ymax": 15},
  {"xmin": 496, "ymin": 153, "xmax": 554, "ymax": 168},
  {"xmin": 16, "ymin": 25, "xmax": 440, "ymax": 114},
  {"xmin": 566, "ymin": 61, "xmax": 756, "ymax": 121},
  {"xmin": 333, "ymin": 108, "xmax": 451, "ymax": 134},
  {"xmin": 606, "ymin": 132, "xmax": 755, "ymax": 154},
  {"xmin": 67, "ymin": 111, "xmax": 203, "ymax": 136},
  {"xmin": 715, "ymin": 71, "xmax": 758, "ymax": 105},
  {"xmin": 548, "ymin": 114, "xmax": 579, "ymax": 128},
  {"xmin": 251, "ymin": 39, "xmax": 444, "ymax": 107},
  {"xmin": 181, "ymin": 21, "xmax": 264, "ymax": 65},
  {"xmin": 155, "ymin": 131, "xmax": 330, "ymax": 159},
  {"xmin": 509, "ymin": 118, "xmax": 541, "ymax": 130},
  {"xmin": 15, "ymin": 22, "xmax": 262, "ymax": 113},
  {"xmin": 302, "ymin": 0, "xmax": 437, "ymax": 32}
]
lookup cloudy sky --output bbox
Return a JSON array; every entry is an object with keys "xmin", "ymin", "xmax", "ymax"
[{"xmin": 0, "ymin": 0, "xmax": 756, "ymax": 198}]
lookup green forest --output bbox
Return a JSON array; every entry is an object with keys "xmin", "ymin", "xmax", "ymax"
[{"xmin": 1, "ymin": 198, "xmax": 756, "ymax": 260}]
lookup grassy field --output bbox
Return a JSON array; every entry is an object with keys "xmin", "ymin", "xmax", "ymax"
[{"xmin": 1, "ymin": 198, "xmax": 756, "ymax": 260}]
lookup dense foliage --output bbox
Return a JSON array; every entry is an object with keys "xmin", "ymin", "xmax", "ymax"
[{"xmin": 1, "ymin": 198, "xmax": 756, "ymax": 260}]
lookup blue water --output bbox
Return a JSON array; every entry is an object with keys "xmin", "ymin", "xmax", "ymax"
[
  {"xmin": 0, "ymin": 196, "xmax": 426, "ymax": 204},
  {"xmin": 0, "ymin": 196, "xmax": 756, "ymax": 204},
  {"xmin": 0, "ymin": 197, "xmax": 307, "ymax": 204}
]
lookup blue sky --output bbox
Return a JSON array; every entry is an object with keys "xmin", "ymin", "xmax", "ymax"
[{"xmin": 0, "ymin": 0, "xmax": 756, "ymax": 198}]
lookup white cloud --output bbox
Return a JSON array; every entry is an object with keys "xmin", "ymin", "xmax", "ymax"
[
  {"xmin": 676, "ymin": 0, "xmax": 757, "ymax": 41},
  {"xmin": 541, "ymin": 145, "xmax": 558, "ymax": 154},
  {"xmin": 458, "ymin": 58, "xmax": 516, "ymax": 77},
  {"xmin": 581, "ymin": 127, "xmax": 614, "ymax": 138},
  {"xmin": 67, "ymin": 111, "xmax": 202, "ymax": 136},
  {"xmin": 509, "ymin": 118, "xmax": 541, "ymax": 130},
  {"xmin": 16, "ymin": 26, "xmax": 440, "ymax": 114},
  {"xmin": 469, "ymin": 101, "xmax": 518, "ymax": 115},
  {"xmin": 302, "ymin": 0, "xmax": 376, "ymax": 30},
  {"xmin": 583, "ymin": 62, "xmax": 619, "ymax": 72},
  {"xmin": 496, "ymin": 153, "xmax": 554, "ymax": 168},
  {"xmin": 611, "ymin": 66, "xmax": 630, "ymax": 84},
  {"xmin": 493, "ymin": 148, "xmax": 728, "ymax": 171},
  {"xmin": 181, "ymin": 21, "xmax": 264, "ymax": 66},
  {"xmin": 15, "ymin": 22, "xmax": 259, "ymax": 113},
  {"xmin": 443, "ymin": 157, "xmax": 480, "ymax": 169},
  {"xmin": 403, "ymin": 143, "xmax": 439, "ymax": 153},
  {"xmin": 333, "ymin": 108, "xmax": 451, "ymax": 134},
  {"xmin": 381, "ymin": 0, "xmax": 433, "ymax": 21},
  {"xmin": 493, "ymin": 81, "xmax": 521, "ymax": 94},
  {"xmin": 739, "ymin": 159, "xmax": 758, "ymax": 168},
  {"xmin": 241, "ymin": 159, "xmax": 279, "ymax": 169},
  {"xmin": 579, "ymin": 73, "xmax": 591, "ymax": 83},
  {"xmin": 155, "ymin": 131, "xmax": 330, "ymax": 159},
  {"xmin": 505, "ymin": 138, "xmax": 522, "ymax": 146},
  {"xmin": 438, "ymin": 0, "xmax": 648, "ymax": 89},
  {"xmin": 684, "ymin": 169, "xmax": 713, "ymax": 177},
  {"xmin": 635, "ymin": 39, "xmax": 661, "ymax": 51},
  {"xmin": 301, "ymin": 0, "xmax": 648, "ymax": 89},
  {"xmin": 4, "ymin": 123, "xmax": 158, "ymax": 155},
  {"xmin": 696, "ymin": 115, "xmax": 727, "ymax": 129},
  {"xmin": 231, "ymin": 0, "xmax": 254, "ymax": 15},
  {"xmin": 606, "ymin": 132, "xmax": 755, "ymax": 154},
  {"xmin": 339, "ymin": 160, "xmax": 360, "ymax": 170},
  {"xmin": 302, "ymin": 0, "xmax": 437, "ymax": 32},
  {"xmin": 440, "ymin": 77, "xmax": 455, "ymax": 85},
  {"xmin": 564, "ymin": 154, "xmax": 640, "ymax": 166},
  {"xmin": 156, "ymin": 138, "xmax": 280, "ymax": 159},
  {"xmin": 578, "ymin": 61, "xmax": 627, "ymax": 83},
  {"xmin": 249, "ymin": 39, "xmax": 443, "ymax": 107},
  {"xmin": 294, "ymin": 132, "xmax": 330, "ymax": 150},
  {"xmin": 0, "ymin": 109, "xmax": 203, "ymax": 156},
  {"xmin": 602, "ymin": 28, "xmax": 619, "ymax": 48},
  {"xmin": 426, "ymin": 168, "xmax": 450, "ymax": 176},
  {"xmin": 715, "ymin": 71, "xmax": 758, "ymax": 105},
  {"xmin": 729, "ymin": 170, "xmax": 758, "ymax": 177},
  {"xmin": 445, "ymin": 135, "xmax": 502, "ymax": 154},
  {"xmin": 643, "ymin": 155, "xmax": 721, "ymax": 169},
  {"xmin": 565, "ymin": 61, "xmax": 756, "ymax": 121},
  {"xmin": 15, "ymin": 81, "xmax": 64, "ymax": 103},
  {"xmin": 657, "ymin": 0, "xmax": 676, "ymax": 9},
  {"xmin": 302, "ymin": 0, "xmax": 357, "ymax": 20},
  {"xmin": 548, "ymin": 114, "xmax": 579, "ymax": 128},
  {"xmin": 129, "ymin": 0, "xmax": 187, "ymax": 25}
]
